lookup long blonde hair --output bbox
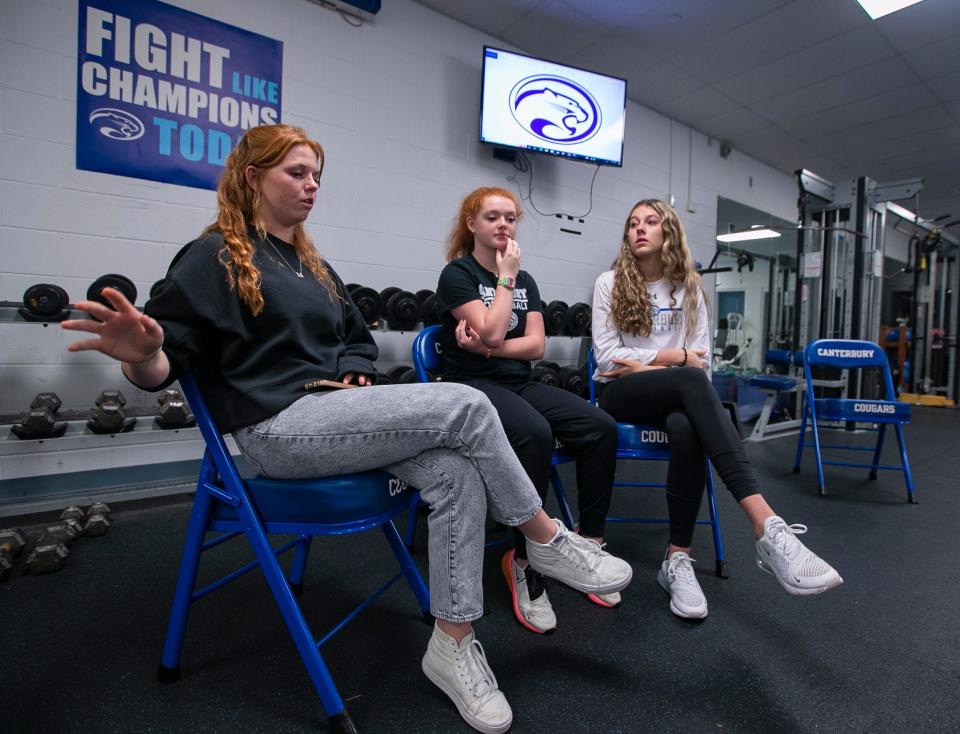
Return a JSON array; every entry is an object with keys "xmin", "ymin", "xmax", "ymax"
[
  {"xmin": 610, "ymin": 199, "xmax": 705, "ymax": 339},
  {"xmin": 203, "ymin": 124, "xmax": 336, "ymax": 316},
  {"xmin": 445, "ymin": 187, "xmax": 523, "ymax": 261}
]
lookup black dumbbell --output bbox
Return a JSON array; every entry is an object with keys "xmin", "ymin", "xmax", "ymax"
[
  {"xmin": 532, "ymin": 361, "xmax": 561, "ymax": 387},
  {"xmin": 543, "ymin": 301, "xmax": 569, "ymax": 337},
  {"xmin": 558, "ymin": 366, "xmax": 587, "ymax": 397},
  {"xmin": 373, "ymin": 371, "xmax": 394, "ymax": 386},
  {"xmin": 420, "ymin": 293, "xmax": 442, "ymax": 326},
  {"xmin": 379, "ymin": 287, "xmax": 402, "ymax": 317},
  {"xmin": 564, "ymin": 303, "xmax": 591, "ymax": 337},
  {"xmin": 11, "ymin": 392, "xmax": 68, "ymax": 440},
  {"xmin": 87, "ymin": 390, "xmax": 135, "ymax": 434},
  {"xmin": 347, "ymin": 284, "xmax": 383, "ymax": 327},
  {"xmin": 0, "ymin": 528, "xmax": 27, "ymax": 582},
  {"xmin": 383, "ymin": 290, "xmax": 420, "ymax": 331},
  {"xmin": 19, "ymin": 283, "xmax": 70, "ymax": 322},
  {"xmin": 24, "ymin": 539, "xmax": 69, "ymax": 575},
  {"xmin": 87, "ymin": 273, "xmax": 137, "ymax": 316},
  {"xmin": 416, "ymin": 289, "xmax": 434, "ymax": 305},
  {"xmin": 387, "ymin": 365, "xmax": 418, "ymax": 384},
  {"xmin": 155, "ymin": 389, "xmax": 195, "ymax": 429},
  {"xmin": 83, "ymin": 502, "xmax": 112, "ymax": 537}
]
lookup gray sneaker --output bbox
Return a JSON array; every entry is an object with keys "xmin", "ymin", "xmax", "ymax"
[
  {"xmin": 756, "ymin": 516, "xmax": 843, "ymax": 596},
  {"xmin": 421, "ymin": 624, "xmax": 512, "ymax": 734},
  {"xmin": 657, "ymin": 551, "xmax": 708, "ymax": 619},
  {"xmin": 525, "ymin": 519, "xmax": 632, "ymax": 595}
]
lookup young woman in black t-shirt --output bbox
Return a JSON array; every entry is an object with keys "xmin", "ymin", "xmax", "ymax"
[{"xmin": 436, "ymin": 187, "xmax": 620, "ymax": 634}]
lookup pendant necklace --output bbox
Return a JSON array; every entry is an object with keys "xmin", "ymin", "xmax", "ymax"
[{"xmin": 267, "ymin": 236, "xmax": 304, "ymax": 278}]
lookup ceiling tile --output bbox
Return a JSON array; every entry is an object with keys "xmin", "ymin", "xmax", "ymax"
[
  {"xmin": 413, "ymin": 0, "xmax": 541, "ymax": 36},
  {"xmin": 500, "ymin": 0, "xmax": 610, "ymax": 59},
  {"xmin": 928, "ymin": 70, "xmax": 960, "ymax": 102},
  {"xmin": 626, "ymin": 62, "xmax": 706, "ymax": 107},
  {"xmin": 654, "ymin": 87, "xmax": 743, "ymax": 126},
  {"xmin": 903, "ymin": 34, "xmax": 960, "ymax": 80},
  {"xmin": 695, "ymin": 107, "xmax": 772, "ymax": 141},
  {"xmin": 568, "ymin": 35, "xmax": 660, "ymax": 81}
]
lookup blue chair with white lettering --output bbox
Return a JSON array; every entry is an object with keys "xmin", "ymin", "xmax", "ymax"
[
  {"xmin": 550, "ymin": 348, "xmax": 728, "ymax": 578},
  {"xmin": 156, "ymin": 371, "xmax": 430, "ymax": 734},
  {"xmin": 793, "ymin": 339, "xmax": 916, "ymax": 503}
]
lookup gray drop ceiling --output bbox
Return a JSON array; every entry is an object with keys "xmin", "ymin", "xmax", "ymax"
[{"xmin": 414, "ymin": 0, "xmax": 960, "ymax": 224}]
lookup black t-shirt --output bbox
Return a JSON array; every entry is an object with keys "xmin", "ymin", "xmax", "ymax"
[{"xmin": 435, "ymin": 255, "xmax": 541, "ymax": 384}]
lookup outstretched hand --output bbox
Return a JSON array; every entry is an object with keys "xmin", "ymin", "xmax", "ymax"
[
  {"xmin": 61, "ymin": 287, "xmax": 163, "ymax": 364},
  {"xmin": 598, "ymin": 357, "xmax": 665, "ymax": 378}
]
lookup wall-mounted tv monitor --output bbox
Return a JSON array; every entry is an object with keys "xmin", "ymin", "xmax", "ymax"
[{"xmin": 480, "ymin": 46, "xmax": 627, "ymax": 167}]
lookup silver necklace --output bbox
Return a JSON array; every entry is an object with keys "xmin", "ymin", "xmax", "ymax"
[{"xmin": 267, "ymin": 237, "xmax": 304, "ymax": 278}]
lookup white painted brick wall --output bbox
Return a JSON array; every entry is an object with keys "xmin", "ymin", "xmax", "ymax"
[{"xmin": 0, "ymin": 0, "xmax": 805, "ymax": 480}]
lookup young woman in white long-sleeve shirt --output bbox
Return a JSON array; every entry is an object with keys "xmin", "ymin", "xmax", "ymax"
[{"xmin": 591, "ymin": 198, "xmax": 843, "ymax": 619}]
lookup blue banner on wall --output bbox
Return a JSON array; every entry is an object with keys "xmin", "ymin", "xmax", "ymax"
[{"xmin": 76, "ymin": 0, "xmax": 283, "ymax": 190}]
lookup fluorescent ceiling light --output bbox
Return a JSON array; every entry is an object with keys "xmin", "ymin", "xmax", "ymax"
[
  {"xmin": 856, "ymin": 0, "xmax": 924, "ymax": 20},
  {"xmin": 716, "ymin": 228, "xmax": 782, "ymax": 243}
]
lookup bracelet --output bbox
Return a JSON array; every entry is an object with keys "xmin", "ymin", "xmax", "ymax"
[
  {"xmin": 680, "ymin": 347, "xmax": 688, "ymax": 367},
  {"xmin": 129, "ymin": 348, "xmax": 162, "ymax": 368}
]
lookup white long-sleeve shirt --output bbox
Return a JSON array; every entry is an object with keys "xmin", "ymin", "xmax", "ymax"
[{"xmin": 591, "ymin": 270, "xmax": 710, "ymax": 382}]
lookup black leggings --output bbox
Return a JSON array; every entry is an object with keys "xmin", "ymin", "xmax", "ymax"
[
  {"xmin": 598, "ymin": 367, "xmax": 759, "ymax": 548},
  {"xmin": 465, "ymin": 380, "xmax": 617, "ymax": 558}
]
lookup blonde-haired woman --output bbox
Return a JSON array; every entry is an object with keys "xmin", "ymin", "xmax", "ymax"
[
  {"xmin": 63, "ymin": 125, "xmax": 633, "ymax": 734},
  {"xmin": 592, "ymin": 199, "xmax": 842, "ymax": 620}
]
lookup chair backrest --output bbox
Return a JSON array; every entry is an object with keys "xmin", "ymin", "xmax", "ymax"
[
  {"xmin": 803, "ymin": 339, "xmax": 896, "ymax": 399},
  {"xmin": 412, "ymin": 324, "xmax": 443, "ymax": 382},
  {"xmin": 177, "ymin": 370, "xmax": 245, "ymax": 504}
]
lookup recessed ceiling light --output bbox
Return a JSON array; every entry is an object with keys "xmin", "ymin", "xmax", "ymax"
[
  {"xmin": 716, "ymin": 228, "xmax": 782, "ymax": 243},
  {"xmin": 856, "ymin": 0, "xmax": 924, "ymax": 20}
]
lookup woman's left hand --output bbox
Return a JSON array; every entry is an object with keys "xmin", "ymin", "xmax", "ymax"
[
  {"xmin": 456, "ymin": 319, "xmax": 491, "ymax": 357},
  {"xmin": 599, "ymin": 358, "xmax": 664, "ymax": 378},
  {"xmin": 341, "ymin": 373, "xmax": 373, "ymax": 387}
]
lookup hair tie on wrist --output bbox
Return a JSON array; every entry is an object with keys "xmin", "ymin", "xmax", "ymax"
[
  {"xmin": 680, "ymin": 347, "xmax": 688, "ymax": 367},
  {"xmin": 130, "ymin": 348, "xmax": 162, "ymax": 368}
]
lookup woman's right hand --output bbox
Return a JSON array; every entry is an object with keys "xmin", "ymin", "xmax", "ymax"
[
  {"xmin": 62, "ymin": 287, "xmax": 164, "ymax": 364},
  {"xmin": 495, "ymin": 238, "xmax": 521, "ymax": 279}
]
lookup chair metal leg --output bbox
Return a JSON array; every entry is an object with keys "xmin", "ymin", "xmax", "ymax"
[
  {"xmin": 793, "ymin": 397, "xmax": 808, "ymax": 473},
  {"xmin": 289, "ymin": 534, "xmax": 313, "ymax": 596},
  {"xmin": 157, "ymin": 472, "xmax": 215, "ymax": 682},
  {"xmin": 869, "ymin": 424, "xmax": 887, "ymax": 480},
  {"xmin": 549, "ymin": 465, "xmax": 576, "ymax": 530},
  {"xmin": 238, "ymin": 500, "xmax": 349, "ymax": 721},
  {"xmin": 894, "ymin": 424, "xmax": 918, "ymax": 504},
  {"xmin": 381, "ymin": 515, "xmax": 431, "ymax": 618},
  {"xmin": 703, "ymin": 466, "xmax": 728, "ymax": 579},
  {"xmin": 808, "ymin": 406, "xmax": 827, "ymax": 495}
]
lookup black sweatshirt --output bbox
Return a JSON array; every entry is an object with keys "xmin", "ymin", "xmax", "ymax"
[{"xmin": 139, "ymin": 231, "xmax": 378, "ymax": 432}]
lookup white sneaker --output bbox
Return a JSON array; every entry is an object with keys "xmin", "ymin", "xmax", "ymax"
[
  {"xmin": 525, "ymin": 519, "xmax": 632, "ymax": 595},
  {"xmin": 586, "ymin": 590, "xmax": 622, "ymax": 608},
  {"xmin": 756, "ymin": 516, "xmax": 843, "ymax": 596},
  {"xmin": 421, "ymin": 624, "xmax": 513, "ymax": 734},
  {"xmin": 657, "ymin": 551, "xmax": 708, "ymax": 619},
  {"xmin": 501, "ymin": 550, "xmax": 557, "ymax": 634}
]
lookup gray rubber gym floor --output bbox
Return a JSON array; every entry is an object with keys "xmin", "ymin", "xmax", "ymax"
[{"xmin": 2, "ymin": 407, "xmax": 958, "ymax": 733}]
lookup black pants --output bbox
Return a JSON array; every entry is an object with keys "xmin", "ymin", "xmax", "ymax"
[
  {"xmin": 466, "ymin": 380, "xmax": 617, "ymax": 558},
  {"xmin": 598, "ymin": 367, "xmax": 759, "ymax": 548}
]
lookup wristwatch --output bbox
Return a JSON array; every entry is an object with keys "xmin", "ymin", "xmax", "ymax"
[{"xmin": 496, "ymin": 275, "xmax": 515, "ymax": 290}]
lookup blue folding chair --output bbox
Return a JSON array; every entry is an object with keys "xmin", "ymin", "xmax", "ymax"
[
  {"xmin": 551, "ymin": 349, "xmax": 728, "ymax": 578},
  {"xmin": 793, "ymin": 339, "xmax": 916, "ymax": 503},
  {"xmin": 157, "ymin": 371, "xmax": 430, "ymax": 734}
]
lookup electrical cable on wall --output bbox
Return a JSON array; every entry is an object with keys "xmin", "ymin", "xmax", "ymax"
[
  {"xmin": 307, "ymin": 0, "xmax": 365, "ymax": 26},
  {"xmin": 506, "ymin": 151, "xmax": 601, "ymax": 219}
]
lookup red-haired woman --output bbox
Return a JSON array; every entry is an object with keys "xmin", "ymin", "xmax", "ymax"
[
  {"xmin": 592, "ymin": 198, "xmax": 842, "ymax": 620},
  {"xmin": 436, "ymin": 187, "xmax": 622, "ymax": 635},
  {"xmin": 62, "ymin": 125, "xmax": 633, "ymax": 734}
]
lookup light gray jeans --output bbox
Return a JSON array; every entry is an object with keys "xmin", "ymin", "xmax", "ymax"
[{"xmin": 232, "ymin": 382, "xmax": 542, "ymax": 623}]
